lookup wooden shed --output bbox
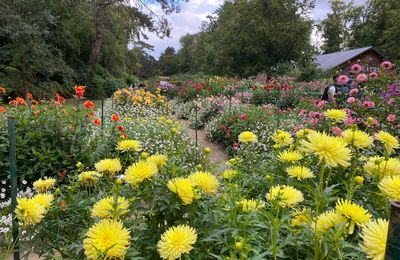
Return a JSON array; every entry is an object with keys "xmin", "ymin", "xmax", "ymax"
[{"xmin": 315, "ymin": 46, "xmax": 386, "ymax": 74}]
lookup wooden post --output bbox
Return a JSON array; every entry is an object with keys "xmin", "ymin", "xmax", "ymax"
[
  {"xmin": 385, "ymin": 201, "xmax": 400, "ymax": 259},
  {"xmin": 8, "ymin": 117, "xmax": 20, "ymax": 260}
]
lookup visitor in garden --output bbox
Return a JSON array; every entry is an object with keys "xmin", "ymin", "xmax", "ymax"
[{"xmin": 321, "ymin": 74, "xmax": 340, "ymax": 103}]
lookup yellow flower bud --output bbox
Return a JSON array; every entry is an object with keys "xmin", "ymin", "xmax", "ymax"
[
  {"xmin": 235, "ymin": 241, "xmax": 244, "ymax": 251},
  {"xmin": 76, "ymin": 162, "xmax": 82, "ymax": 168},
  {"xmin": 204, "ymin": 147, "xmax": 211, "ymax": 155},
  {"xmin": 353, "ymin": 176, "xmax": 364, "ymax": 185},
  {"xmin": 170, "ymin": 127, "xmax": 177, "ymax": 134},
  {"xmin": 140, "ymin": 152, "xmax": 149, "ymax": 160},
  {"xmin": 115, "ymin": 178, "xmax": 123, "ymax": 185}
]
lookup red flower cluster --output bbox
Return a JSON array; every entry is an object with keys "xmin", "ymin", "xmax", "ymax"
[
  {"xmin": 54, "ymin": 93, "xmax": 65, "ymax": 106},
  {"xmin": 15, "ymin": 97, "xmax": 27, "ymax": 106},
  {"xmin": 0, "ymin": 87, "xmax": 5, "ymax": 94},
  {"xmin": 0, "ymin": 106, "xmax": 4, "ymax": 113},
  {"xmin": 26, "ymin": 92, "xmax": 33, "ymax": 99},
  {"xmin": 112, "ymin": 114, "xmax": 120, "ymax": 122},
  {"xmin": 241, "ymin": 113, "xmax": 247, "ymax": 120},
  {"xmin": 94, "ymin": 118, "xmax": 101, "ymax": 126},
  {"xmin": 118, "ymin": 125, "xmax": 124, "ymax": 131},
  {"xmin": 75, "ymin": 85, "xmax": 85, "ymax": 98},
  {"xmin": 83, "ymin": 100, "xmax": 95, "ymax": 109}
]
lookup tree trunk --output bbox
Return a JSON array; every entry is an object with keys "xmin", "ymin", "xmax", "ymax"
[{"xmin": 87, "ymin": 0, "xmax": 106, "ymax": 81}]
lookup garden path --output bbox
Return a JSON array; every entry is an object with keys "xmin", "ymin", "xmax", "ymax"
[{"xmin": 174, "ymin": 117, "xmax": 228, "ymax": 171}]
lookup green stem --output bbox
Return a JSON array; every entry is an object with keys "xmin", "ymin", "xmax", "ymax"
[{"xmin": 272, "ymin": 205, "xmax": 281, "ymax": 260}]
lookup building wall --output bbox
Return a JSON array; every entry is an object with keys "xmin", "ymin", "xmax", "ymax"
[{"xmin": 338, "ymin": 50, "xmax": 384, "ymax": 75}]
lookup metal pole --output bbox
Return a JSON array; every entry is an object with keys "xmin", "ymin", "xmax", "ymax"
[
  {"xmin": 195, "ymin": 104, "xmax": 198, "ymax": 148},
  {"xmin": 277, "ymin": 87, "xmax": 281, "ymax": 130},
  {"xmin": 385, "ymin": 200, "xmax": 400, "ymax": 259},
  {"xmin": 101, "ymin": 98, "xmax": 104, "ymax": 129},
  {"xmin": 8, "ymin": 117, "xmax": 20, "ymax": 260}
]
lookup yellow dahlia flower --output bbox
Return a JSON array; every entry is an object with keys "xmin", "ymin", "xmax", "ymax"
[
  {"xmin": 95, "ymin": 158, "xmax": 122, "ymax": 176},
  {"xmin": 167, "ymin": 178, "xmax": 195, "ymax": 205},
  {"xmin": 33, "ymin": 177, "xmax": 56, "ymax": 193},
  {"xmin": 266, "ymin": 185, "xmax": 304, "ymax": 208},
  {"xmin": 291, "ymin": 208, "xmax": 311, "ymax": 227},
  {"xmin": 363, "ymin": 157, "xmax": 400, "ymax": 176},
  {"xmin": 300, "ymin": 131, "xmax": 351, "ymax": 168},
  {"xmin": 15, "ymin": 198, "xmax": 46, "ymax": 226},
  {"xmin": 277, "ymin": 150, "xmax": 303, "ymax": 163},
  {"xmin": 379, "ymin": 175, "xmax": 400, "ymax": 200},
  {"xmin": 314, "ymin": 210, "xmax": 346, "ymax": 233},
  {"xmin": 222, "ymin": 169, "xmax": 238, "ymax": 180},
  {"xmin": 147, "ymin": 154, "xmax": 167, "ymax": 169},
  {"xmin": 125, "ymin": 160, "xmax": 158, "ymax": 186},
  {"xmin": 188, "ymin": 171, "xmax": 219, "ymax": 194},
  {"xmin": 296, "ymin": 128, "xmax": 315, "ymax": 139},
  {"xmin": 31, "ymin": 194, "xmax": 54, "ymax": 210},
  {"xmin": 83, "ymin": 219, "xmax": 131, "ymax": 259},
  {"xmin": 157, "ymin": 224, "xmax": 197, "ymax": 260},
  {"xmin": 272, "ymin": 130, "xmax": 293, "ymax": 148},
  {"xmin": 375, "ymin": 131, "xmax": 399, "ymax": 153},
  {"xmin": 361, "ymin": 218, "xmax": 388, "ymax": 260},
  {"xmin": 335, "ymin": 199, "xmax": 371, "ymax": 234},
  {"xmin": 325, "ymin": 109, "xmax": 347, "ymax": 122},
  {"xmin": 116, "ymin": 139, "xmax": 141, "ymax": 152},
  {"xmin": 91, "ymin": 196, "xmax": 130, "ymax": 219},
  {"xmin": 237, "ymin": 199, "xmax": 265, "ymax": 213},
  {"xmin": 78, "ymin": 171, "xmax": 102, "ymax": 186},
  {"xmin": 286, "ymin": 166, "xmax": 314, "ymax": 180},
  {"xmin": 342, "ymin": 129, "xmax": 373, "ymax": 149},
  {"xmin": 238, "ymin": 131, "xmax": 257, "ymax": 143}
]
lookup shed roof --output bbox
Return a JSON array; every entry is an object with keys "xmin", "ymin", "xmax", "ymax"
[{"xmin": 315, "ymin": 46, "xmax": 382, "ymax": 71}]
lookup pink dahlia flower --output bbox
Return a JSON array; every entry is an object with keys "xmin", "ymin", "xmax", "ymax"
[
  {"xmin": 369, "ymin": 72, "xmax": 378, "ymax": 79},
  {"xmin": 381, "ymin": 61, "xmax": 393, "ymax": 70},
  {"xmin": 356, "ymin": 73, "xmax": 368, "ymax": 83},
  {"xmin": 337, "ymin": 75, "xmax": 349, "ymax": 85},
  {"xmin": 347, "ymin": 97, "xmax": 356, "ymax": 104},
  {"xmin": 351, "ymin": 64, "xmax": 362, "ymax": 74},
  {"xmin": 387, "ymin": 114, "xmax": 396, "ymax": 122}
]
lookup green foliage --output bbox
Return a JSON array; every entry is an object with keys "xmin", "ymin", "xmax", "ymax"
[{"xmin": 0, "ymin": 98, "xmax": 100, "ymax": 186}]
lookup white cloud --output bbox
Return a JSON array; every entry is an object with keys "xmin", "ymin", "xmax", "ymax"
[{"xmin": 143, "ymin": 0, "xmax": 223, "ymax": 58}]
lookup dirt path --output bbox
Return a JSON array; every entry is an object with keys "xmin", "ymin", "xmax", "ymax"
[{"xmin": 174, "ymin": 117, "xmax": 228, "ymax": 171}]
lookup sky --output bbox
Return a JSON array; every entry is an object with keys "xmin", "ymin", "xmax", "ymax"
[{"xmin": 144, "ymin": 0, "xmax": 366, "ymax": 59}]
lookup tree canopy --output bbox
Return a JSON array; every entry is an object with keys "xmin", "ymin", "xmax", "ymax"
[{"xmin": 0, "ymin": 0, "xmax": 185, "ymax": 97}]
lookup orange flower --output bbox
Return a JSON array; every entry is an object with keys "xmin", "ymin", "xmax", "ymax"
[
  {"xmin": 83, "ymin": 100, "xmax": 95, "ymax": 109},
  {"xmin": 16, "ymin": 97, "xmax": 27, "ymax": 106},
  {"xmin": 56, "ymin": 94, "xmax": 65, "ymax": 104},
  {"xmin": 0, "ymin": 106, "xmax": 4, "ymax": 113},
  {"xmin": 75, "ymin": 85, "xmax": 85, "ymax": 98},
  {"xmin": 60, "ymin": 200, "xmax": 66, "ymax": 211},
  {"xmin": 94, "ymin": 118, "xmax": 101, "ymax": 126},
  {"xmin": 112, "ymin": 114, "xmax": 120, "ymax": 122},
  {"xmin": 60, "ymin": 169, "xmax": 67, "ymax": 178},
  {"xmin": 26, "ymin": 92, "xmax": 33, "ymax": 99},
  {"xmin": 0, "ymin": 87, "xmax": 5, "ymax": 94}
]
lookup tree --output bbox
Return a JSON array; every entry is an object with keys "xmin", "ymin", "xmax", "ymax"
[
  {"xmin": 349, "ymin": 0, "xmax": 400, "ymax": 61},
  {"xmin": 319, "ymin": 0, "xmax": 355, "ymax": 54},
  {"xmin": 184, "ymin": 0, "xmax": 314, "ymax": 76},
  {"xmin": 87, "ymin": 0, "xmax": 184, "ymax": 83},
  {"xmin": 158, "ymin": 47, "xmax": 179, "ymax": 75}
]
